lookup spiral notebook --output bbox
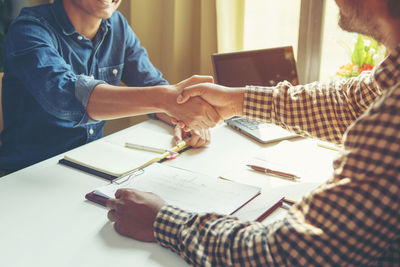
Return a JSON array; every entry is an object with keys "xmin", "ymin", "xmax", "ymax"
[{"xmin": 59, "ymin": 128, "xmax": 180, "ymax": 181}]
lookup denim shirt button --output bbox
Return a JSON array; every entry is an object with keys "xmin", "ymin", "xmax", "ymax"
[
  {"xmin": 77, "ymin": 35, "xmax": 83, "ymax": 40},
  {"xmin": 112, "ymin": 69, "xmax": 118, "ymax": 76},
  {"xmin": 89, "ymin": 128, "xmax": 94, "ymax": 135}
]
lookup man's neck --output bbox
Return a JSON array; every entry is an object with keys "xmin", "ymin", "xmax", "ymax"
[
  {"xmin": 379, "ymin": 23, "xmax": 400, "ymax": 54},
  {"xmin": 63, "ymin": 2, "xmax": 101, "ymax": 40},
  {"xmin": 373, "ymin": 7, "xmax": 400, "ymax": 54}
]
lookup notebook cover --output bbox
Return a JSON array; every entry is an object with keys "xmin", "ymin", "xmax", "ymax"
[
  {"xmin": 60, "ymin": 146, "xmax": 191, "ymax": 181},
  {"xmin": 59, "ymin": 158, "xmax": 118, "ymax": 181},
  {"xmin": 85, "ymin": 192, "xmax": 108, "ymax": 206}
]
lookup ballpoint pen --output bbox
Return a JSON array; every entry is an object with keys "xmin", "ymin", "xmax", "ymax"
[
  {"xmin": 125, "ymin": 143, "xmax": 172, "ymax": 154},
  {"xmin": 125, "ymin": 140, "xmax": 187, "ymax": 154},
  {"xmin": 247, "ymin": 164, "xmax": 300, "ymax": 181},
  {"xmin": 170, "ymin": 140, "xmax": 187, "ymax": 152},
  {"xmin": 162, "ymin": 141, "xmax": 187, "ymax": 160}
]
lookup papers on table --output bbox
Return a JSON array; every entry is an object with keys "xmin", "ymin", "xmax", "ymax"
[
  {"xmin": 91, "ymin": 163, "xmax": 262, "ymax": 215},
  {"xmin": 220, "ymin": 139, "xmax": 341, "ymax": 203}
]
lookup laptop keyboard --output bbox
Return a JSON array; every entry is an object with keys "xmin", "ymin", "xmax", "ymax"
[{"xmin": 236, "ymin": 118, "xmax": 263, "ymax": 130}]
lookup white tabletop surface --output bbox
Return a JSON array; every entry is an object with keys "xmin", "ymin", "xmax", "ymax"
[{"xmin": 0, "ymin": 120, "xmax": 338, "ymax": 267}]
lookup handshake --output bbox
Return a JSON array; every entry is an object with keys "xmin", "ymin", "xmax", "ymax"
[{"xmin": 164, "ymin": 75, "xmax": 245, "ymax": 132}]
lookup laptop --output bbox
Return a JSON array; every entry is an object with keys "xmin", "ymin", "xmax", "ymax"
[{"xmin": 212, "ymin": 46, "xmax": 299, "ymax": 144}]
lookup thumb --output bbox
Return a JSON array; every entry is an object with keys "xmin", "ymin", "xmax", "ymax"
[
  {"xmin": 173, "ymin": 125, "xmax": 183, "ymax": 144},
  {"xmin": 177, "ymin": 84, "xmax": 204, "ymax": 104}
]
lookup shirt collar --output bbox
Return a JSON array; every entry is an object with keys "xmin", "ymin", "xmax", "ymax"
[
  {"xmin": 51, "ymin": 0, "xmax": 76, "ymax": 36},
  {"xmin": 50, "ymin": 0, "xmax": 112, "ymax": 37},
  {"xmin": 374, "ymin": 45, "xmax": 400, "ymax": 91}
]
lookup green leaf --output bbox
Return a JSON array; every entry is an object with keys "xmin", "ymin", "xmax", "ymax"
[{"xmin": 351, "ymin": 35, "xmax": 364, "ymax": 65}]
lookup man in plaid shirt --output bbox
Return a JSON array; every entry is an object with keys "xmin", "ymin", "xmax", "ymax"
[{"xmin": 106, "ymin": 0, "xmax": 400, "ymax": 266}]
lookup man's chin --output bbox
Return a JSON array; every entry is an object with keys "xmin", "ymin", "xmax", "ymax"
[
  {"xmin": 96, "ymin": 10, "xmax": 116, "ymax": 19},
  {"xmin": 338, "ymin": 15, "xmax": 353, "ymax": 33}
]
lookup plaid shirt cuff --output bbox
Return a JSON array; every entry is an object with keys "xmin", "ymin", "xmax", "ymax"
[
  {"xmin": 154, "ymin": 205, "xmax": 193, "ymax": 252},
  {"xmin": 243, "ymin": 86, "xmax": 274, "ymax": 121}
]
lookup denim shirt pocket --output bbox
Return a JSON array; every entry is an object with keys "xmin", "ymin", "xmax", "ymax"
[{"xmin": 98, "ymin": 64, "xmax": 124, "ymax": 85}]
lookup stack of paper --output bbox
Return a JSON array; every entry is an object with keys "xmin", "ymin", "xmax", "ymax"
[{"xmin": 89, "ymin": 163, "xmax": 262, "ymax": 215}]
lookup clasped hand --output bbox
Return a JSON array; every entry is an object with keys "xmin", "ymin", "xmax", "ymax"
[
  {"xmin": 164, "ymin": 76, "xmax": 223, "ymax": 132},
  {"xmin": 172, "ymin": 82, "xmax": 245, "ymax": 131}
]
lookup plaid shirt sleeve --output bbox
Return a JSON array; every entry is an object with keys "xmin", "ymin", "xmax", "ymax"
[
  {"xmin": 153, "ymin": 50, "xmax": 400, "ymax": 266},
  {"xmin": 244, "ymin": 72, "xmax": 381, "ymax": 144}
]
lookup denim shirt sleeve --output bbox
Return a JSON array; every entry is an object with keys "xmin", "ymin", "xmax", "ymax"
[
  {"xmin": 75, "ymin": 75, "xmax": 106, "ymax": 124},
  {"xmin": 5, "ymin": 15, "xmax": 99, "ymax": 126}
]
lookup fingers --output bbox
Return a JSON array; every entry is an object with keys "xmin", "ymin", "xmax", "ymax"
[
  {"xmin": 186, "ymin": 129, "xmax": 211, "ymax": 148},
  {"xmin": 107, "ymin": 209, "xmax": 118, "ymax": 222},
  {"xmin": 188, "ymin": 96, "xmax": 219, "ymax": 130},
  {"xmin": 115, "ymin": 188, "xmax": 130, "ymax": 199},
  {"xmin": 177, "ymin": 121, "xmax": 191, "ymax": 133},
  {"xmin": 105, "ymin": 189, "xmax": 166, "ymax": 242},
  {"xmin": 177, "ymin": 121, "xmax": 186, "ymax": 129},
  {"xmin": 106, "ymin": 198, "xmax": 118, "ymax": 210},
  {"xmin": 177, "ymin": 83, "xmax": 206, "ymax": 104},
  {"xmin": 173, "ymin": 125, "xmax": 183, "ymax": 144},
  {"xmin": 206, "ymin": 108, "xmax": 222, "ymax": 125},
  {"xmin": 181, "ymin": 75, "xmax": 214, "ymax": 88},
  {"xmin": 106, "ymin": 198, "xmax": 120, "ymax": 222}
]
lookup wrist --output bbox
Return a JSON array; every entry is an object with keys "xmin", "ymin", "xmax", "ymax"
[
  {"xmin": 231, "ymin": 88, "xmax": 245, "ymax": 117},
  {"xmin": 152, "ymin": 85, "xmax": 177, "ymax": 113},
  {"xmin": 154, "ymin": 205, "xmax": 192, "ymax": 249}
]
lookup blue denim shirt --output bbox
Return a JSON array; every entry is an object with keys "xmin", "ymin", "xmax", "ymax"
[{"xmin": 0, "ymin": 0, "xmax": 167, "ymax": 172}]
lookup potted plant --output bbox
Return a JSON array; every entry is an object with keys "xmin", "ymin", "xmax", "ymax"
[
  {"xmin": 336, "ymin": 34, "xmax": 387, "ymax": 79},
  {"xmin": 0, "ymin": 0, "xmax": 12, "ymax": 72}
]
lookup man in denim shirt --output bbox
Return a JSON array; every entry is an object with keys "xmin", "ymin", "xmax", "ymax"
[{"xmin": 0, "ymin": 0, "xmax": 219, "ymax": 174}]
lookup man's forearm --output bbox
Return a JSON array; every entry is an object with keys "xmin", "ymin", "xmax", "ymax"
[
  {"xmin": 86, "ymin": 83, "xmax": 169, "ymax": 120},
  {"xmin": 86, "ymin": 78, "xmax": 221, "ymax": 132}
]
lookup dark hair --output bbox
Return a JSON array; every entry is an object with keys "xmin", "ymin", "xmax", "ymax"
[{"xmin": 388, "ymin": 0, "xmax": 400, "ymax": 17}]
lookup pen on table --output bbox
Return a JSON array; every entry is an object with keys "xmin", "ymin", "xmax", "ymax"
[
  {"xmin": 116, "ymin": 141, "xmax": 188, "ymax": 182},
  {"xmin": 247, "ymin": 164, "xmax": 300, "ymax": 181},
  {"xmin": 125, "ymin": 143, "xmax": 170, "ymax": 154},
  {"xmin": 125, "ymin": 140, "xmax": 186, "ymax": 154},
  {"xmin": 280, "ymin": 198, "xmax": 296, "ymax": 210},
  {"xmin": 317, "ymin": 142, "xmax": 341, "ymax": 152},
  {"xmin": 282, "ymin": 198, "xmax": 296, "ymax": 206},
  {"xmin": 162, "ymin": 141, "xmax": 188, "ymax": 160},
  {"xmin": 170, "ymin": 140, "xmax": 187, "ymax": 152}
]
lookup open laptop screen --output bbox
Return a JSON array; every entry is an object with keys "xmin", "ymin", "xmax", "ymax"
[{"xmin": 212, "ymin": 46, "xmax": 299, "ymax": 87}]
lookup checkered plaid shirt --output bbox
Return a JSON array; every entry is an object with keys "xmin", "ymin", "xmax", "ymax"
[{"xmin": 153, "ymin": 47, "xmax": 400, "ymax": 266}]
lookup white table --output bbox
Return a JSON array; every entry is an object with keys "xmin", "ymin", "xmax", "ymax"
[{"xmin": 0, "ymin": 120, "xmax": 336, "ymax": 267}]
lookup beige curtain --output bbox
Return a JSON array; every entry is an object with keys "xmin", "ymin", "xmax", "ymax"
[
  {"xmin": 29, "ymin": 0, "xmax": 51, "ymax": 5},
  {"xmin": 216, "ymin": 0, "xmax": 245, "ymax": 54},
  {"xmin": 120, "ymin": 0, "xmax": 245, "ymax": 84}
]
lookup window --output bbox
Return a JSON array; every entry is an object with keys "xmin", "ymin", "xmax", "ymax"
[
  {"xmin": 319, "ymin": 1, "xmax": 358, "ymax": 82},
  {"xmin": 244, "ymin": 1, "xmax": 301, "ymax": 60},
  {"xmin": 243, "ymin": 0, "xmax": 372, "ymax": 84}
]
